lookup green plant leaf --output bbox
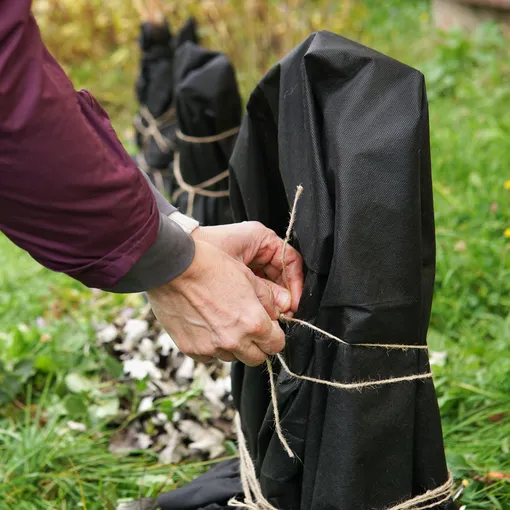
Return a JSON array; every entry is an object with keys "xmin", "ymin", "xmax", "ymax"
[
  {"xmin": 64, "ymin": 394, "xmax": 89, "ymax": 417},
  {"xmin": 88, "ymin": 397, "xmax": 120, "ymax": 424},
  {"xmin": 13, "ymin": 359, "xmax": 34, "ymax": 382},
  {"xmin": 65, "ymin": 373, "xmax": 97, "ymax": 393}
]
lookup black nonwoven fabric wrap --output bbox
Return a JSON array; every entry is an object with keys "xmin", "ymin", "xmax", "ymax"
[
  {"xmin": 135, "ymin": 20, "xmax": 177, "ymax": 171},
  {"xmin": 172, "ymin": 42, "xmax": 242, "ymax": 225},
  {"xmin": 156, "ymin": 459, "xmax": 241, "ymax": 510},
  {"xmin": 134, "ymin": 18, "xmax": 200, "ymax": 196},
  {"xmin": 228, "ymin": 31, "xmax": 455, "ymax": 510}
]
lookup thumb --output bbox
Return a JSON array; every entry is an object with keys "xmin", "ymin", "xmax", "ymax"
[
  {"xmin": 259, "ymin": 279, "xmax": 292, "ymax": 313},
  {"xmin": 247, "ymin": 274, "xmax": 280, "ymax": 320}
]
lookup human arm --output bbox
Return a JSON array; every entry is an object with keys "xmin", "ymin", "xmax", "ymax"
[
  {"xmin": 0, "ymin": 0, "xmax": 192, "ymax": 291},
  {"xmin": 0, "ymin": 1, "xmax": 304, "ymax": 366}
]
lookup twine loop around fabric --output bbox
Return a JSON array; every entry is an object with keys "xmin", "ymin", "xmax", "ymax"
[
  {"xmin": 134, "ymin": 105, "xmax": 177, "ymax": 154},
  {"xmin": 171, "ymin": 125, "xmax": 239, "ymax": 215},
  {"xmin": 229, "ymin": 186, "xmax": 453, "ymax": 510}
]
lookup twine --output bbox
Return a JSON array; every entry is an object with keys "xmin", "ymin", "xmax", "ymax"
[
  {"xmin": 171, "ymin": 124, "xmax": 238, "ymax": 215},
  {"xmin": 384, "ymin": 473, "xmax": 454, "ymax": 510},
  {"xmin": 230, "ymin": 413, "xmax": 453, "ymax": 510},
  {"xmin": 172, "ymin": 153, "xmax": 229, "ymax": 216},
  {"xmin": 134, "ymin": 105, "xmax": 176, "ymax": 154},
  {"xmin": 279, "ymin": 315, "xmax": 428, "ymax": 351},
  {"xmin": 276, "ymin": 354, "xmax": 433, "ymax": 391},
  {"xmin": 176, "ymin": 125, "xmax": 240, "ymax": 144},
  {"xmin": 134, "ymin": 107, "xmax": 239, "ymax": 215},
  {"xmin": 228, "ymin": 414, "xmax": 276, "ymax": 510},
  {"xmin": 266, "ymin": 358, "xmax": 295, "ymax": 458},
  {"xmin": 230, "ymin": 186, "xmax": 452, "ymax": 509}
]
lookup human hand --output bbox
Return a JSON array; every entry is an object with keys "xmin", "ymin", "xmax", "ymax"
[
  {"xmin": 191, "ymin": 221, "xmax": 303, "ymax": 312},
  {"xmin": 146, "ymin": 222, "xmax": 303, "ymax": 366}
]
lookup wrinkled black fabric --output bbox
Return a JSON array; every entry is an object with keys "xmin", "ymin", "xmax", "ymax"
[
  {"xmin": 135, "ymin": 20, "xmax": 177, "ymax": 171},
  {"xmin": 174, "ymin": 17, "xmax": 199, "ymax": 49},
  {"xmin": 173, "ymin": 42, "xmax": 242, "ymax": 225},
  {"xmin": 157, "ymin": 459, "xmax": 241, "ymax": 510},
  {"xmin": 135, "ymin": 19, "xmax": 198, "ymax": 177},
  {"xmin": 228, "ymin": 31, "xmax": 455, "ymax": 510}
]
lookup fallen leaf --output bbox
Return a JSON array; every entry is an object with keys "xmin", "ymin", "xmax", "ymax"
[
  {"xmin": 97, "ymin": 324, "xmax": 119, "ymax": 344},
  {"xmin": 488, "ymin": 412, "xmax": 507, "ymax": 423},
  {"xmin": 179, "ymin": 420, "xmax": 225, "ymax": 458},
  {"xmin": 123, "ymin": 359, "xmax": 161, "ymax": 380},
  {"xmin": 138, "ymin": 397, "xmax": 154, "ymax": 413},
  {"xmin": 139, "ymin": 338, "xmax": 157, "ymax": 360},
  {"xmin": 156, "ymin": 333, "xmax": 178, "ymax": 356},
  {"xmin": 67, "ymin": 420, "xmax": 87, "ymax": 432},
  {"xmin": 40, "ymin": 333, "xmax": 52, "ymax": 343},
  {"xmin": 158, "ymin": 424, "xmax": 186, "ymax": 464},
  {"xmin": 116, "ymin": 498, "xmax": 157, "ymax": 510},
  {"xmin": 65, "ymin": 373, "xmax": 97, "ymax": 393},
  {"xmin": 116, "ymin": 319, "xmax": 149, "ymax": 352},
  {"xmin": 175, "ymin": 356, "xmax": 195, "ymax": 383},
  {"xmin": 486, "ymin": 471, "xmax": 510, "ymax": 480},
  {"xmin": 109, "ymin": 427, "xmax": 152, "ymax": 454}
]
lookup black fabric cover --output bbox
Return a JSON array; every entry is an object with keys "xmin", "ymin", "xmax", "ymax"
[
  {"xmin": 135, "ymin": 20, "xmax": 177, "ymax": 172},
  {"xmin": 157, "ymin": 459, "xmax": 241, "ymax": 510},
  {"xmin": 174, "ymin": 17, "xmax": 199, "ymax": 49},
  {"xmin": 173, "ymin": 42, "xmax": 242, "ymax": 226},
  {"xmin": 228, "ymin": 31, "xmax": 455, "ymax": 510},
  {"xmin": 134, "ymin": 18, "xmax": 199, "ymax": 191}
]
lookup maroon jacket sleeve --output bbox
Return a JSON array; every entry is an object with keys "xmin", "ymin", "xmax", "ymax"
[{"xmin": 0, "ymin": 0, "xmax": 194, "ymax": 291}]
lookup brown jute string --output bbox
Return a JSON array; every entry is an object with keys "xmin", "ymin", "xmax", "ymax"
[
  {"xmin": 134, "ymin": 108, "xmax": 239, "ymax": 215},
  {"xmin": 176, "ymin": 125, "xmax": 241, "ymax": 144},
  {"xmin": 171, "ymin": 125, "xmax": 239, "ymax": 215},
  {"xmin": 229, "ymin": 413, "xmax": 453, "ymax": 510},
  {"xmin": 134, "ymin": 105, "xmax": 176, "ymax": 154},
  {"xmin": 229, "ymin": 186, "xmax": 452, "ymax": 509},
  {"xmin": 172, "ymin": 153, "xmax": 230, "ymax": 216}
]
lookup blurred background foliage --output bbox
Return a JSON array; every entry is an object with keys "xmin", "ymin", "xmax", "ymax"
[
  {"xmin": 33, "ymin": 0, "xmax": 370, "ymax": 128},
  {"xmin": 0, "ymin": 0, "xmax": 507, "ymax": 508}
]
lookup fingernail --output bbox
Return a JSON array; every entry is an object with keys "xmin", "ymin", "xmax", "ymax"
[{"xmin": 275, "ymin": 289, "xmax": 291, "ymax": 311}]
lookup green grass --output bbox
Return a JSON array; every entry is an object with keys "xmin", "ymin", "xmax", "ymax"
[
  {"xmin": 1, "ymin": 1, "xmax": 510, "ymax": 508},
  {"xmin": 0, "ymin": 385, "xmax": 217, "ymax": 509}
]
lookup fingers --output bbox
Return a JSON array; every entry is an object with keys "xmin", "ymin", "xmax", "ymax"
[
  {"xmin": 191, "ymin": 355, "xmax": 215, "ymax": 364},
  {"xmin": 247, "ymin": 227, "xmax": 304, "ymax": 313},
  {"xmin": 231, "ymin": 320, "xmax": 285, "ymax": 366},
  {"xmin": 248, "ymin": 272, "xmax": 280, "ymax": 320},
  {"xmin": 257, "ymin": 278, "xmax": 291, "ymax": 313},
  {"xmin": 190, "ymin": 351, "xmax": 236, "ymax": 364},
  {"xmin": 241, "ymin": 309, "xmax": 286, "ymax": 357},
  {"xmin": 260, "ymin": 320, "xmax": 286, "ymax": 356},
  {"xmin": 193, "ymin": 222, "xmax": 304, "ymax": 313},
  {"xmin": 215, "ymin": 349, "xmax": 237, "ymax": 362},
  {"xmin": 230, "ymin": 277, "xmax": 286, "ymax": 362},
  {"xmin": 233, "ymin": 342, "xmax": 268, "ymax": 367},
  {"xmin": 148, "ymin": 237, "xmax": 289, "ymax": 370}
]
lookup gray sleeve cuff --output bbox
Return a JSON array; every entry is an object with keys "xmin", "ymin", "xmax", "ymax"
[{"xmin": 106, "ymin": 211, "xmax": 195, "ymax": 293}]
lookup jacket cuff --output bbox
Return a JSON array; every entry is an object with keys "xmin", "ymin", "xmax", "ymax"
[{"xmin": 105, "ymin": 212, "xmax": 195, "ymax": 293}]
